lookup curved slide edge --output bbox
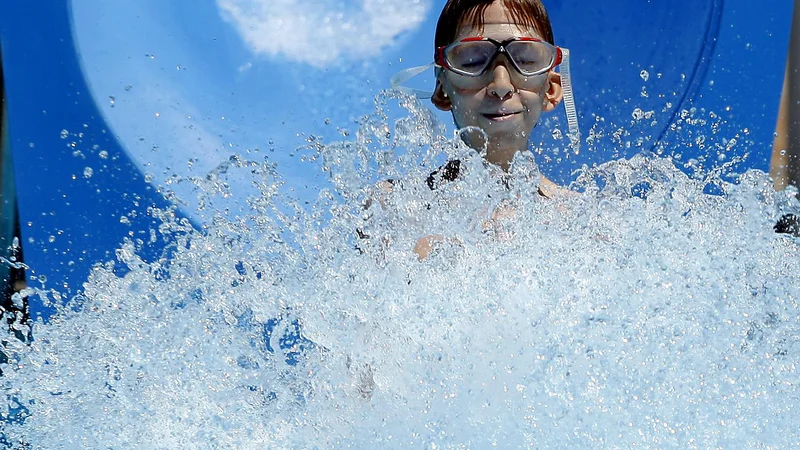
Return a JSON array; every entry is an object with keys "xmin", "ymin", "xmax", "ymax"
[{"xmin": 1, "ymin": 2, "xmax": 176, "ymax": 318}]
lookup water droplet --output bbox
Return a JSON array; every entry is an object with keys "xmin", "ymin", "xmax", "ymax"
[
  {"xmin": 695, "ymin": 135, "xmax": 706, "ymax": 147},
  {"xmin": 640, "ymin": 70, "xmax": 650, "ymax": 82},
  {"xmin": 119, "ymin": 216, "xmax": 131, "ymax": 225},
  {"xmin": 144, "ymin": 173, "xmax": 155, "ymax": 183},
  {"xmin": 99, "ymin": 150, "xmax": 109, "ymax": 159},
  {"xmin": 632, "ymin": 108, "xmax": 654, "ymax": 121},
  {"xmin": 109, "ymin": 96, "xmax": 116, "ymax": 107},
  {"xmin": 60, "ymin": 129, "xmax": 69, "ymax": 139},
  {"xmin": 83, "ymin": 167, "xmax": 94, "ymax": 178},
  {"xmin": 48, "ymin": 235, "xmax": 56, "ymax": 243},
  {"xmin": 124, "ymin": 84, "xmax": 133, "ymax": 91}
]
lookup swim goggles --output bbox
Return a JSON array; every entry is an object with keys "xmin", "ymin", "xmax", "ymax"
[{"xmin": 392, "ymin": 37, "xmax": 580, "ymax": 151}]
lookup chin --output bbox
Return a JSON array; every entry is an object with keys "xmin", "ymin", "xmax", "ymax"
[{"xmin": 482, "ymin": 122, "xmax": 532, "ymax": 138}]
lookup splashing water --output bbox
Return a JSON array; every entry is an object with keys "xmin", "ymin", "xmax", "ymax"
[{"xmin": 2, "ymin": 92, "xmax": 800, "ymax": 449}]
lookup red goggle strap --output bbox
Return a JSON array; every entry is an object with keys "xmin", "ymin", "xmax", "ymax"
[{"xmin": 434, "ymin": 46, "xmax": 447, "ymax": 68}]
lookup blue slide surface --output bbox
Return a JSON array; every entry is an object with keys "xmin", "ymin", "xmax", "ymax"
[{"xmin": 0, "ymin": 0, "xmax": 793, "ymax": 316}]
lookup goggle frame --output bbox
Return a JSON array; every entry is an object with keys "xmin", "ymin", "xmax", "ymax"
[{"xmin": 434, "ymin": 36, "xmax": 564, "ymax": 78}]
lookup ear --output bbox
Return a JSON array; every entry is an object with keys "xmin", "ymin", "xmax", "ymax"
[
  {"xmin": 431, "ymin": 78, "xmax": 452, "ymax": 112},
  {"xmin": 542, "ymin": 71, "xmax": 563, "ymax": 113}
]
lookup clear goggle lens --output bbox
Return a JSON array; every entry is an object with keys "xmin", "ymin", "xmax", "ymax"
[{"xmin": 443, "ymin": 39, "xmax": 557, "ymax": 77}]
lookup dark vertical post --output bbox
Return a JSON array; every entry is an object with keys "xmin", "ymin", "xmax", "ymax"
[{"xmin": 0, "ymin": 46, "xmax": 28, "ymax": 325}]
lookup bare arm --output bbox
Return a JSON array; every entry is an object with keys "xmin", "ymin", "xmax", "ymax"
[{"xmin": 772, "ymin": 0, "xmax": 800, "ymax": 191}]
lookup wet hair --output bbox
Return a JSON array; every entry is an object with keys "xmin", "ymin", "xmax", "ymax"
[{"xmin": 435, "ymin": 0, "xmax": 554, "ymax": 48}]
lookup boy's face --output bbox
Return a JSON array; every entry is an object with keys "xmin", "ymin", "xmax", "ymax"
[{"xmin": 432, "ymin": 1, "xmax": 563, "ymax": 154}]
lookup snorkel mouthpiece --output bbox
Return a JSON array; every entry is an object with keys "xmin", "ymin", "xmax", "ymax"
[{"xmin": 558, "ymin": 48, "xmax": 581, "ymax": 153}]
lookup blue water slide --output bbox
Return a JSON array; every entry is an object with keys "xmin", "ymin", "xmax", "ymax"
[
  {"xmin": 1, "ymin": 2, "xmax": 175, "ymax": 315},
  {"xmin": 544, "ymin": 0, "xmax": 792, "ymax": 175},
  {"xmin": 0, "ymin": 0, "xmax": 793, "ymax": 317}
]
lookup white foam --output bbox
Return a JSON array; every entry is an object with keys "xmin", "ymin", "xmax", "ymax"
[{"xmin": 2, "ymin": 93, "xmax": 800, "ymax": 448}]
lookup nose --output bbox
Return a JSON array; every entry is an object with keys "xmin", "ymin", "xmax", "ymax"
[{"xmin": 486, "ymin": 63, "xmax": 515, "ymax": 100}]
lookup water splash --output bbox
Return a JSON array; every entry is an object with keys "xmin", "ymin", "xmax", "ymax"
[{"xmin": 2, "ymin": 92, "xmax": 800, "ymax": 449}]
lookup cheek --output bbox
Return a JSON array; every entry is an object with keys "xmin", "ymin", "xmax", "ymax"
[
  {"xmin": 521, "ymin": 94, "xmax": 543, "ymax": 116},
  {"xmin": 449, "ymin": 89, "xmax": 485, "ymax": 122},
  {"xmin": 519, "ymin": 78, "xmax": 549, "ymax": 110}
]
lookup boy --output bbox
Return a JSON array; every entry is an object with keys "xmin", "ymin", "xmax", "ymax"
[
  {"xmin": 408, "ymin": 0, "xmax": 577, "ymax": 257},
  {"xmin": 430, "ymin": 0, "xmax": 566, "ymax": 173}
]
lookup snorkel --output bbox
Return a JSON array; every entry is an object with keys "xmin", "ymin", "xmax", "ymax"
[
  {"xmin": 557, "ymin": 48, "xmax": 580, "ymax": 151},
  {"xmin": 391, "ymin": 45, "xmax": 581, "ymax": 153}
]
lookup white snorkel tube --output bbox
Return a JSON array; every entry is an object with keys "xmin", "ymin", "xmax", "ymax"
[
  {"xmin": 558, "ymin": 48, "xmax": 581, "ymax": 153},
  {"xmin": 391, "ymin": 48, "xmax": 581, "ymax": 152}
]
